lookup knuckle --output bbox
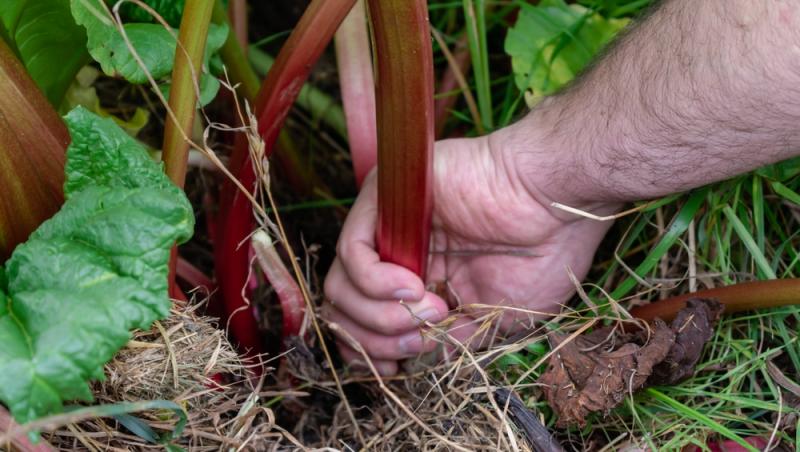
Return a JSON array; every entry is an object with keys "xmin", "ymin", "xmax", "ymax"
[{"xmin": 336, "ymin": 239, "xmax": 354, "ymax": 261}]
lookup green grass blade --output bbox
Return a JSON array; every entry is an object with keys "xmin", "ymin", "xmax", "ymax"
[
  {"xmin": 722, "ymin": 204, "xmax": 776, "ymax": 279},
  {"xmin": 752, "ymin": 175, "xmax": 765, "ymax": 252},
  {"xmin": 610, "ymin": 188, "xmax": 708, "ymax": 300},
  {"xmin": 462, "ymin": 0, "xmax": 493, "ymax": 130},
  {"xmin": 645, "ymin": 389, "xmax": 758, "ymax": 452},
  {"xmin": 772, "ymin": 181, "xmax": 800, "ymax": 205}
]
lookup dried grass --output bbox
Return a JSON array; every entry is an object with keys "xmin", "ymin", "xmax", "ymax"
[
  {"xmin": 283, "ymin": 307, "xmax": 574, "ymax": 452},
  {"xmin": 37, "ymin": 300, "xmax": 301, "ymax": 451}
]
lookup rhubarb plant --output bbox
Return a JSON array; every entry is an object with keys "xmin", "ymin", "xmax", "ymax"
[
  {"xmin": 505, "ymin": 0, "xmax": 627, "ymax": 106},
  {"xmin": 0, "ymin": 0, "xmax": 89, "ymax": 105},
  {"xmin": 0, "ymin": 107, "xmax": 193, "ymax": 423},
  {"xmin": 369, "ymin": 0, "xmax": 435, "ymax": 276},
  {"xmin": 0, "ymin": 38, "xmax": 67, "ymax": 260},
  {"xmin": 71, "ymin": 0, "xmax": 228, "ymax": 106}
]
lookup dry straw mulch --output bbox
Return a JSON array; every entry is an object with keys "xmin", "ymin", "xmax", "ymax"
[{"xmin": 28, "ymin": 300, "xmax": 302, "ymax": 451}]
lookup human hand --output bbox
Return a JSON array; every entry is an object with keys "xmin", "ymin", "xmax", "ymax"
[{"xmin": 323, "ymin": 124, "xmax": 617, "ymax": 375}]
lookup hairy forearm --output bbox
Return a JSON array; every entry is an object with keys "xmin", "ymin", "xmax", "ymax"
[{"xmin": 510, "ymin": 0, "xmax": 800, "ymax": 207}]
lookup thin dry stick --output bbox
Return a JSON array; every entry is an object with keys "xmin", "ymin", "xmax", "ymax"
[
  {"xmin": 551, "ymin": 199, "xmax": 659, "ymax": 221},
  {"xmin": 766, "ymin": 390, "xmax": 782, "ymax": 451},
  {"xmin": 688, "ymin": 219, "xmax": 697, "ymax": 292},
  {"xmin": 260, "ymin": 180, "xmax": 366, "ymax": 447},
  {"xmin": 154, "ymin": 320, "xmax": 180, "ymax": 390},
  {"xmin": 438, "ymin": 323, "xmax": 521, "ymax": 452},
  {"xmin": 566, "ymin": 266, "xmax": 598, "ymax": 317},
  {"xmin": 108, "ymin": 0, "xmax": 266, "ymax": 216},
  {"xmin": 656, "ymin": 207, "xmax": 669, "ymax": 299}
]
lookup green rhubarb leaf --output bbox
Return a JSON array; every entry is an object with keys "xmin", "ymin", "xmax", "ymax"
[
  {"xmin": 119, "ymin": 0, "xmax": 186, "ymax": 28},
  {"xmin": 71, "ymin": 0, "xmax": 175, "ymax": 83},
  {"xmin": 505, "ymin": 0, "xmax": 627, "ymax": 106},
  {"xmin": 0, "ymin": 0, "xmax": 89, "ymax": 105},
  {"xmin": 0, "ymin": 106, "xmax": 193, "ymax": 423},
  {"xmin": 71, "ymin": 0, "xmax": 227, "ymax": 103}
]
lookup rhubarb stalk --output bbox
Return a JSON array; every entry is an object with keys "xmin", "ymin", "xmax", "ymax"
[
  {"xmin": 214, "ymin": 0, "xmax": 355, "ymax": 353},
  {"xmin": 252, "ymin": 231, "xmax": 305, "ymax": 336},
  {"xmin": 0, "ymin": 39, "xmax": 67, "ymax": 260},
  {"xmin": 368, "ymin": 0, "xmax": 435, "ymax": 276},
  {"xmin": 630, "ymin": 279, "xmax": 800, "ymax": 322},
  {"xmin": 162, "ymin": 0, "xmax": 214, "ymax": 188},
  {"xmin": 334, "ymin": 0, "xmax": 377, "ymax": 187}
]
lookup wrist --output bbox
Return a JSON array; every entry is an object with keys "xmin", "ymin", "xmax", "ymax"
[{"xmin": 491, "ymin": 106, "xmax": 622, "ymax": 222}]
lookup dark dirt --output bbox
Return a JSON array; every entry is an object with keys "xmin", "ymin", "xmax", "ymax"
[{"xmin": 538, "ymin": 298, "xmax": 723, "ymax": 427}]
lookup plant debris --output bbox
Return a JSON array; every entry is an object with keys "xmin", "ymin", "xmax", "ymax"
[
  {"xmin": 495, "ymin": 388, "xmax": 565, "ymax": 452},
  {"xmin": 538, "ymin": 298, "xmax": 723, "ymax": 427}
]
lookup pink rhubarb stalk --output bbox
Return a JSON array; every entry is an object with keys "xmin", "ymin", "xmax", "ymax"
[
  {"xmin": 252, "ymin": 231, "xmax": 305, "ymax": 336},
  {"xmin": 334, "ymin": 0, "xmax": 377, "ymax": 187},
  {"xmin": 0, "ymin": 406, "xmax": 53, "ymax": 452},
  {"xmin": 0, "ymin": 39, "xmax": 67, "ymax": 260},
  {"xmin": 368, "ymin": 0, "xmax": 435, "ymax": 276}
]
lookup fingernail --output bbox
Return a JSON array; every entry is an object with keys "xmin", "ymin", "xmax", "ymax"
[
  {"xmin": 398, "ymin": 332, "xmax": 424, "ymax": 354},
  {"xmin": 393, "ymin": 288, "xmax": 417, "ymax": 300},
  {"xmin": 414, "ymin": 308, "xmax": 443, "ymax": 324}
]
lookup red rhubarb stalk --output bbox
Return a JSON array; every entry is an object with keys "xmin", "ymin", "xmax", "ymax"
[
  {"xmin": 368, "ymin": 0, "xmax": 435, "ymax": 276},
  {"xmin": 215, "ymin": 0, "xmax": 355, "ymax": 352},
  {"xmin": 0, "ymin": 39, "xmax": 67, "ymax": 260},
  {"xmin": 334, "ymin": 0, "xmax": 377, "ymax": 187},
  {"xmin": 0, "ymin": 406, "xmax": 53, "ymax": 452},
  {"xmin": 630, "ymin": 279, "xmax": 800, "ymax": 322}
]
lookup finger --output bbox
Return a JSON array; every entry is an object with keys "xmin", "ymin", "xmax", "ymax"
[
  {"xmin": 326, "ymin": 306, "xmax": 438, "ymax": 360},
  {"xmin": 325, "ymin": 262, "xmax": 448, "ymax": 336},
  {"xmin": 338, "ymin": 343, "xmax": 398, "ymax": 376},
  {"xmin": 335, "ymin": 182, "xmax": 425, "ymax": 301},
  {"xmin": 441, "ymin": 315, "xmax": 480, "ymax": 359}
]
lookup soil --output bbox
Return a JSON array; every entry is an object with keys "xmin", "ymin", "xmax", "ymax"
[{"xmin": 538, "ymin": 298, "xmax": 723, "ymax": 427}]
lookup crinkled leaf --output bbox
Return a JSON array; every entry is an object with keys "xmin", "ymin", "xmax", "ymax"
[
  {"xmin": 504, "ymin": 0, "xmax": 627, "ymax": 106},
  {"xmin": 0, "ymin": 106, "xmax": 193, "ymax": 423},
  {"xmin": 70, "ymin": 0, "xmax": 175, "ymax": 83},
  {"xmin": 63, "ymin": 106, "xmax": 178, "ymax": 195},
  {"xmin": 0, "ymin": 0, "xmax": 89, "ymax": 105},
  {"xmin": 71, "ymin": 0, "xmax": 227, "ymax": 104}
]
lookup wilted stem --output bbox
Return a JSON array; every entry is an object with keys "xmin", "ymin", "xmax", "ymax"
[
  {"xmin": 252, "ymin": 231, "xmax": 305, "ymax": 337},
  {"xmin": 630, "ymin": 279, "xmax": 800, "ymax": 322}
]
